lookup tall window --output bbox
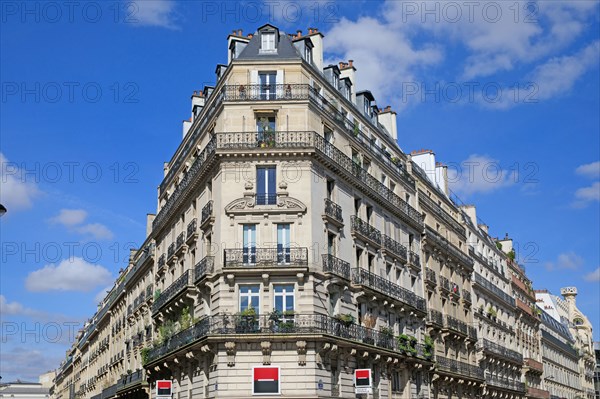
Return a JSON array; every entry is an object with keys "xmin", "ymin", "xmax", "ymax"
[
  {"xmin": 261, "ymin": 32, "xmax": 276, "ymax": 51},
  {"xmin": 277, "ymin": 224, "xmax": 290, "ymax": 264},
  {"xmin": 239, "ymin": 285, "xmax": 260, "ymax": 311},
  {"xmin": 256, "ymin": 166, "xmax": 276, "ymax": 205},
  {"xmin": 274, "ymin": 284, "xmax": 294, "ymax": 313},
  {"xmin": 257, "ymin": 116, "xmax": 276, "ymax": 145},
  {"xmin": 259, "ymin": 72, "xmax": 276, "ymax": 100},
  {"xmin": 327, "ymin": 233, "xmax": 336, "ymax": 256},
  {"xmin": 304, "ymin": 45, "xmax": 312, "ymax": 64},
  {"xmin": 243, "ymin": 224, "xmax": 256, "ymax": 264}
]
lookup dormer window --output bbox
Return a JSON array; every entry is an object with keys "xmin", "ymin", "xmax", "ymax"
[
  {"xmin": 304, "ymin": 45, "xmax": 313, "ymax": 64},
  {"xmin": 261, "ymin": 32, "xmax": 276, "ymax": 52},
  {"xmin": 333, "ymin": 73, "xmax": 339, "ymax": 89}
]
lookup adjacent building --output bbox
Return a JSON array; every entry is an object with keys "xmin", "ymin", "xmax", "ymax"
[{"xmin": 49, "ymin": 24, "xmax": 595, "ymax": 399}]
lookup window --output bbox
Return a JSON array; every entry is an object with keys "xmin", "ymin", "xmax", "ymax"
[
  {"xmin": 277, "ymin": 224, "xmax": 290, "ymax": 264},
  {"xmin": 243, "ymin": 224, "xmax": 256, "ymax": 264},
  {"xmin": 261, "ymin": 32, "xmax": 276, "ymax": 51},
  {"xmin": 392, "ymin": 371, "xmax": 401, "ymax": 392},
  {"xmin": 259, "ymin": 72, "xmax": 276, "ymax": 100},
  {"xmin": 256, "ymin": 166, "xmax": 276, "ymax": 205},
  {"xmin": 327, "ymin": 233, "xmax": 336, "ymax": 256},
  {"xmin": 304, "ymin": 45, "xmax": 312, "ymax": 64},
  {"xmin": 326, "ymin": 179, "xmax": 335, "ymax": 200},
  {"xmin": 256, "ymin": 116, "xmax": 276, "ymax": 145},
  {"xmin": 332, "ymin": 73, "xmax": 339, "ymax": 89},
  {"xmin": 274, "ymin": 284, "xmax": 294, "ymax": 313},
  {"xmin": 240, "ymin": 285, "xmax": 260, "ymax": 311}
]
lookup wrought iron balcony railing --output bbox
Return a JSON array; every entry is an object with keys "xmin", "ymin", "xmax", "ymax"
[
  {"xmin": 322, "ymin": 254, "xmax": 351, "ymax": 280},
  {"xmin": 382, "ymin": 235, "xmax": 407, "ymax": 261},
  {"xmin": 440, "ymin": 275, "xmax": 451, "ymax": 292},
  {"xmin": 435, "ymin": 355, "xmax": 484, "ymax": 380},
  {"xmin": 256, "ymin": 194, "xmax": 277, "ymax": 205},
  {"xmin": 474, "ymin": 273, "xmax": 516, "ymax": 307},
  {"xmin": 352, "ymin": 268, "xmax": 426, "ymax": 312},
  {"xmin": 200, "ymin": 200, "xmax": 214, "ymax": 226},
  {"xmin": 444, "ymin": 315, "xmax": 468, "ymax": 336},
  {"xmin": 468, "ymin": 326, "xmax": 478, "ymax": 341},
  {"xmin": 224, "ymin": 83, "xmax": 313, "ymax": 101},
  {"xmin": 194, "ymin": 256, "xmax": 214, "ymax": 283},
  {"xmin": 463, "ymin": 289, "xmax": 472, "ymax": 303},
  {"xmin": 428, "ymin": 309, "xmax": 443, "ymax": 326},
  {"xmin": 176, "ymin": 232, "xmax": 186, "ymax": 251},
  {"xmin": 186, "ymin": 218, "xmax": 197, "ymax": 238},
  {"xmin": 145, "ymin": 313, "xmax": 433, "ymax": 365},
  {"xmin": 418, "ymin": 192, "xmax": 466, "ymax": 237},
  {"xmin": 167, "ymin": 243, "xmax": 175, "ymax": 259},
  {"xmin": 351, "ymin": 216, "xmax": 382, "ymax": 246},
  {"xmin": 408, "ymin": 250, "xmax": 420, "ymax": 267},
  {"xmin": 152, "ymin": 270, "xmax": 191, "ymax": 314},
  {"xmin": 425, "ymin": 226, "xmax": 473, "ymax": 267},
  {"xmin": 116, "ymin": 369, "xmax": 144, "ymax": 393},
  {"xmin": 324, "ymin": 198, "xmax": 343, "ymax": 224},
  {"xmin": 157, "ymin": 254, "xmax": 166, "ymax": 270},
  {"xmin": 223, "ymin": 247, "xmax": 308, "ymax": 268},
  {"xmin": 485, "ymin": 373, "xmax": 526, "ymax": 392},
  {"xmin": 425, "ymin": 268, "xmax": 437, "ymax": 284},
  {"xmin": 480, "ymin": 339, "xmax": 523, "ymax": 363}
]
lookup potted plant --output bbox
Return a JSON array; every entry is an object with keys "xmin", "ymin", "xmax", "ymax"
[
  {"xmin": 378, "ymin": 326, "xmax": 394, "ymax": 349},
  {"xmin": 487, "ymin": 306, "xmax": 497, "ymax": 320},
  {"xmin": 424, "ymin": 335, "xmax": 434, "ymax": 359},
  {"xmin": 353, "ymin": 122, "xmax": 360, "ymax": 137},
  {"xmin": 335, "ymin": 313, "xmax": 355, "ymax": 327},
  {"xmin": 180, "ymin": 306, "xmax": 192, "ymax": 330},
  {"xmin": 237, "ymin": 306, "xmax": 258, "ymax": 333}
]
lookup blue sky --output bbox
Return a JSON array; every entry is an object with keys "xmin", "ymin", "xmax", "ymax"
[{"xmin": 1, "ymin": 0, "xmax": 598, "ymax": 381}]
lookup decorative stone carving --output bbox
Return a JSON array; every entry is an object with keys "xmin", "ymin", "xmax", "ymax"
[
  {"xmin": 296, "ymin": 341, "xmax": 307, "ymax": 366},
  {"xmin": 225, "ymin": 341, "xmax": 236, "ymax": 366},
  {"xmin": 261, "ymin": 341, "xmax": 272, "ymax": 365}
]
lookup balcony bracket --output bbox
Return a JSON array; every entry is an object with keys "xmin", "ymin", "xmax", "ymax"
[{"xmin": 225, "ymin": 341, "xmax": 236, "ymax": 367}]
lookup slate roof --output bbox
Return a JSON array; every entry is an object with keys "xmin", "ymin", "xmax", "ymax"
[{"xmin": 237, "ymin": 26, "xmax": 303, "ymax": 61}]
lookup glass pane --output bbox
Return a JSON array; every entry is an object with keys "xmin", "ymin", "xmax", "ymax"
[
  {"xmin": 286, "ymin": 296, "xmax": 294, "ymax": 311},
  {"xmin": 275, "ymin": 296, "xmax": 283, "ymax": 312}
]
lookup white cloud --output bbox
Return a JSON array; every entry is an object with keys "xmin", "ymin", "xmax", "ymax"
[
  {"xmin": 447, "ymin": 154, "xmax": 516, "ymax": 196},
  {"xmin": 49, "ymin": 209, "xmax": 88, "ymax": 226},
  {"xmin": 131, "ymin": 0, "xmax": 179, "ymax": 29},
  {"xmin": 584, "ymin": 267, "xmax": 600, "ymax": 282},
  {"xmin": 25, "ymin": 257, "xmax": 112, "ymax": 293},
  {"xmin": 0, "ymin": 347, "xmax": 64, "ymax": 381},
  {"xmin": 75, "ymin": 223, "xmax": 114, "ymax": 240},
  {"xmin": 545, "ymin": 251, "xmax": 584, "ymax": 271},
  {"xmin": 575, "ymin": 161, "xmax": 600, "ymax": 179},
  {"xmin": 572, "ymin": 181, "xmax": 600, "ymax": 208},
  {"xmin": 48, "ymin": 209, "xmax": 114, "ymax": 240},
  {"xmin": 0, "ymin": 152, "xmax": 41, "ymax": 212}
]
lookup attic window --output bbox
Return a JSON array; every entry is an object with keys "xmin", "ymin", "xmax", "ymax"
[
  {"xmin": 304, "ymin": 45, "xmax": 312, "ymax": 64},
  {"xmin": 261, "ymin": 31, "xmax": 276, "ymax": 52}
]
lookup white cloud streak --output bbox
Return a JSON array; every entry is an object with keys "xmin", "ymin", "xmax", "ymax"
[{"xmin": 25, "ymin": 257, "xmax": 113, "ymax": 293}]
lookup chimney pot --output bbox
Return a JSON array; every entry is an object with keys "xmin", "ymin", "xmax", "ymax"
[
  {"xmin": 297, "ymin": 30, "xmax": 302, "ymax": 38},
  {"xmin": 238, "ymin": 29, "xmax": 242, "ymax": 36},
  {"xmin": 349, "ymin": 60, "xmax": 354, "ymax": 66},
  {"xmin": 248, "ymin": 33, "xmax": 253, "ymax": 38}
]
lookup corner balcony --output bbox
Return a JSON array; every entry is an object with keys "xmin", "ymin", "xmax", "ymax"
[
  {"xmin": 485, "ymin": 373, "xmax": 526, "ymax": 393},
  {"xmin": 480, "ymin": 338, "xmax": 523, "ymax": 364},
  {"xmin": 323, "ymin": 198, "xmax": 343, "ymax": 227},
  {"xmin": 526, "ymin": 387, "xmax": 550, "ymax": 399},
  {"xmin": 152, "ymin": 270, "xmax": 194, "ymax": 315},
  {"xmin": 382, "ymin": 235, "xmax": 407, "ymax": 262},
  {"xmin": 223, "ymin": 247, "xmax": 308, "ymax": 269},
  {"xmin": 352, "ymin": 268, "xmax": 426, "ymax": 314},
  {"xmin": 351, "ymin": 216, "xmax": 382, "ymax": 247},
  {"xmin": 435, "ymin": 356, "xmax": 484, "ymax": 380},
  {"xmin": 144, "ymin": 313, "xmax": 433, "ymax": 367},
  {"xmin": 524, "ymin": 357, "xmax": 544, "ymax": 374},
  {"xmin": 322, "ymin": 254, "xmax": 350, "ymax": 280},
  {"xmin": 223, "ymin": 83, "xmax": 313, "ymax": 101}
]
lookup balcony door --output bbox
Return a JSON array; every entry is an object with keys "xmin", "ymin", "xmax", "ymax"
[
  {"xmin": 277, "ymin": 224, "xmax": 290, "ymax": 264},
  {"xmin": 257, "ymin": 116, "xmax": 276, "ymax": 146},
  {"xmin": 259, "ymin": 72, "xmax": 276, "ymax": 100},
  {"xmin": 256, "ymin": 166, "xmax": 276, "ymax": 205},
  {"xmin": 243, "ymin": 224, "xmax": 256, "ymax": 264}
]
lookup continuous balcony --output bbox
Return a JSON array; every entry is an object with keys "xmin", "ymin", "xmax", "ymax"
[
  {"xmin": 116, "ymin": 369, "xmax": 146, "ymax": 394},
  {"xmin": 351, "ymin": 216, "xmax": 382, "ymax": 247},
  {"xmin": 223, "ymin": 247, "xmax": 308, "ymax": 268},
  {"xmin": 473, "ymin": 273, "xmax": 516, "ymax": 307},
  {"xmin": 524, "ymin": 357, "xmax": 544, "ymax": 374},
  {"xmin": 485, "ymin": 373, "xmax": 526, "ymax": 393},
  {"xmin": 444, "ymin": 315, "xmax": 468, "ymax": 336},
  {"xmin": 435, "ymin": 356, "xmax": 484, "ymax": 380},
  {"xmin": 145, "ymin": 313, "xmax": 433, "ymax": 366},
  {"xmin": 152, "ymin": 270, "xmax": 193, "ymax": 315},
  {"xmin": 526, "ymin": 387, "xmax": 550, "ymax": 399},
  {"xmin": 480, "ymin": 339, "xmax": 523, "ymax": 363},
  {"xmin": 322, "ymin": 254, "xmax": 350, "ymax": 280},
  {"xmin": 352, "ymin": 268, "xmax": 426, "ymax": 313},
  {"xmin": 323, "ymin": 198, "xmax": 343, "ymax": 226},
  {"xmin": 382, "ymin": 235, "xmax": 407, "ymax": 262},
  {"xmin": 194, "ymin": 256, "xmax": 214, "ymax": 283},
  {"xmin": 425, "ymin": 226, "xmax": 473, "ymax": 268},
  {"xmin": 418, "ymin": 191, "xmax": 466, "ymax": 238}
]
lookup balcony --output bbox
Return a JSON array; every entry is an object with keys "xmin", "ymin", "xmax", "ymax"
[
  {"xmin": 224, "ymin": 83, "xmax": 313, "ymax": 101},
  {"xmin": 428, "ymin": 309, "xmax": 443, "ymax": 327},
  {"xmin": 223, "ymin": 247, "xmax": 308, "ymax": 268},
  {"xmin": 444, "ymin": 315, "xmax": 468, "ymax": 336},
  {"xmin": 485, "ymin": 373, "xmax": 526, "ymax": 393},
  {"xmin": 468, "ymin": 326, "xmax": 478, "ymax": 341},
  {"xmin": 425, "ymin": 226, "xmax": 473, "ymax": 268},
  {"xmin": 473, "ymin": 273, "xmax": 516, "ymax": 307},
  {"xmin": 152, "ymin": 270, "xmax": 192, "ymax": 315},
  {"xmin": 425, "ymin": 268, "xmax": 437, "ymax": 286},
  {"xmin": 440, "ymin": 275, "xmax": 451, "ymax": 292},
  {"xmin": 462, "ymin": 289, "xmax": 472, "ymax": 304},
  {"xmin": 408, "ymin": 250, "xmax": 420, "ymax": 268},
  {"xmin": 382, "ymin": 235, "xmax": 407, "ymax": 262},
  {"xmin": 352, "ymin": 268, "xmax": 426, "ymax": 313},
  {"xmin": 167, "ymin": 243, "xmax": 175, "ymax": 261},
  {"xmin": 524, "ymin": 357, "xmax": 543, "ymax": 374},
  {"xmin": 527, "ymin": 387, "xmax": 550, "ymax": 399},
  {"xmin": 435, "ymin": 356, "xmax": 484, "ymax": 380},
  {"xmin": 116, "ymin": 369, "xmax": 145, "ymax": 394},
  {"xmin": 200, "ymin": 200, "xmax": 214, "ymax": 229},
  {"xmin": 323, "ymin": 198, "xmax": 343, "ymax": 226},
  {"xmin": 480, "ymin": 339, "xmax": 523, "ymax": 363},
  {"xmin": 322, "ymin": 254, "xmax": 350, "ymax": 280},
  {"xmin": 351, "ymin": 216, "xmax": 382, "ymax": 247},
  {"xmin": 194, "ymin": 256, "xmax": 214, "ymax": 283},
  {"xmin": 418, "ymin": 191, "xmax": 466, "ymax": 238},
  {"xmin": 145, "ymin": 313, "xmax": 433, "ymax": 366},
  {"xmin": 157, "ymin": 254, "xmax": 166, "ymax": 271},
  {"xmin": 186, "ymin": 218, "xmax": 197, "ymax": 244},
  {"xmin": 175, "ymin": 232, "xmax": 186, "ymax": 256}
]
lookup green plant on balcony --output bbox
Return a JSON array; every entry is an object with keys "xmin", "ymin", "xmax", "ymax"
[
  {"xmin": 496, "ymin": 241, "xmax": 503, "ymax": 250},
  {"xmin": 398, "ymin": 334, "xmax": 417, "ymax": 355},
  {"xmin": 179, "ymin": 306, "xmax": 192, "ymax": 330},
  {"xmin": 158, "ymin": 320, "xmax": 176, "ymax": 344},
  {"xmin": 379, "ymin": 326, "xmax": 394, "ymax": 337},
  {"xmin": 391, "ymin": 156, "xmax": 400, "ymax": 165},
  {"xmin": 487, "ymin": 306, "xmax": 497, "ymax": 319},
  {"xmin": 236, "ymin": 306, "xmax": 258, "ymax": 333},
  {"xmin": 507, "ymin": 249, "xmax": 516, "ymax": 261},
  {"xmin": 335, "ymin": 313, "xmax": 355, "ymax": 327},
  {"xmin": 153, "ymin": 289, "xmax": 161, "ymax": 302},
  {"xmin": 258, "ymin": 117, "xmax": 276, "ymax": 148},
  {"xmin": 353, "ymin": 121, "xmax": 360, "ymax": 137},
  {"xmin": 424, "ymin": 335, "xmax": 435, "ymax": 359},
  {"xmin": 140, "ymin": 347, "xmax": 150, "ymax": 365}
]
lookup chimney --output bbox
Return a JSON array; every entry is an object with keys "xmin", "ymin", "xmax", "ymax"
[
  {"xmin": 411, "ymin": 150, "xmax": 436, "ymax": 187},
  {"xmin": 146, "ymin": 214, "xmax": 155, "ymax": 238},
  {"xmin": 237, "ymin": 29, "xmax": 242, "ymax": 36},
  {"xmin": 297, "ymin": 30, "xmax": 302, "ymax": 38},
  {"xmin": 247, "ymin": 33, "xmax": 253, "ymax": 38},
  {"xmin": 435, "ymin": 162, "xmax": 448, "ymax": 196},
  {"xmin": 339, "ymin": 59, "xmax": 356, "ymax": 102},
  {"xmin": 377, "ymin": 105, "xmax": 398, "ymax": 140},
  {"xmin": 308, "ymin": 27, "xmax": 324, "ymax": 70},
  {"xmin": 182, "ymin": 118, "xmax": 192, "ymax": 138},
  {"xmin": 478, "ymin": 224, "xmax": 489, "ymax": 234}
]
